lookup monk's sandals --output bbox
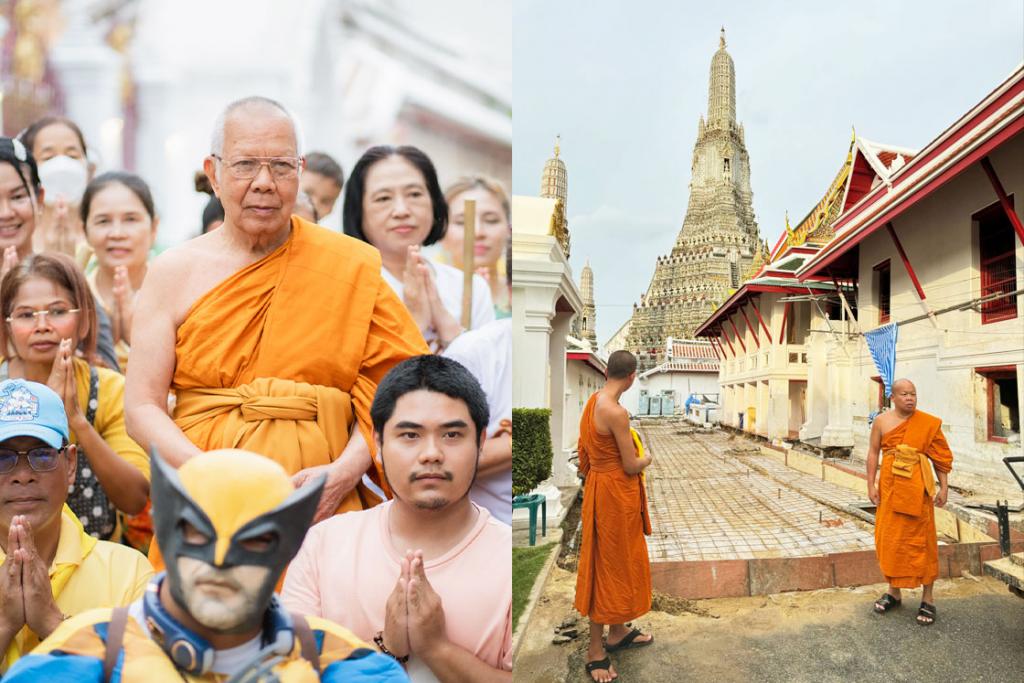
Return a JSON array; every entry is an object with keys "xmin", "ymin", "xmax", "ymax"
[
  {"xmin": 873, "ymin": 593, "xmax": 901, "ymax": 614},
  {"xmin": 585, "ymin": 656, "xmax": 616, "ymax": 681},
  {"xmin": 917, "ymin": 602, "xmax": 937, "ymax": 626}
]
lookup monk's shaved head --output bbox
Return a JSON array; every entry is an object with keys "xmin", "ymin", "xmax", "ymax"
[
  {"xmin": 607, "ymin": 350, "xmax": 637, "ymax": 380},
  {"xmin": 892, "ymin": 378, "xmax": 916, "ymax": 393},
  {"xmin": 210, "ymin": 96, "xmax": 303, "ymax": 157}
]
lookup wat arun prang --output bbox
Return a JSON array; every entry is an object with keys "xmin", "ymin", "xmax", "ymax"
[{"xmin": 625, "ymin": 29, "xmax": 765, "ymax": 371}]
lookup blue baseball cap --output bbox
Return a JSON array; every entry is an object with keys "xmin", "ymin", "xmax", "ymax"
[{"xmin": 0, "ymin": 380, "xmax": 69, "ymax": 449}]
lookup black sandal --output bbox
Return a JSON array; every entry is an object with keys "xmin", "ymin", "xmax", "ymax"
[
  {"xmin": 917, "ymin": 602, "xmax": 936, "ymax": 626},
  {"xmin": 585, "ymin": 656, "xmax": 616, "ymax": 681},
  {"xmin": 873, "ymin": 593, "xmax": 901, "ymax": 613},
  {"xmin": 605, "ymin": 627, "xmax": 654, "ymax": 652}
]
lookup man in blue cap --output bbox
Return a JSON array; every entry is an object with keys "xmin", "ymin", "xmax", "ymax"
[{"xmin": 0, "ymin": 379, "xmax": 152, "ymax": 673}]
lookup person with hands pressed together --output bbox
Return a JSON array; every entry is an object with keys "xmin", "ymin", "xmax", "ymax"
[
  {"xmin": 867, "ymin": 378, "xmax": 953, "ymax": 626},
  {"xmin": 5, "ymin": 447, "xmax": 407, "ymax": 681},
  {"xmin": 0, "ymin": 378, "xmax": 152, "ymax": 674},
  {"xmin": 124, "ymin": 97, "xmax": 427, "ymax": 575},
  {"xmin": 0, "ymin": 136, "xmax": 121, "ymax": 372},
  {"xmin": 81, "ymin": 172, "xmax": 159, "ymax": 371},
  {"xmin": 575, "ymin": 350, "xmax": 654, "ymax": 683},
  {"xmin": 343, "ymin": 146, "xmax": 495, "ymax": 352},
  {"xmin": 283, "ymin": 355, "xmax": 512, "ymax": 681},
  {"xmin": 17, "ymin": 116, "xmax": 93, "ymax": 262},
  {"xmin": 1, "ymin": 253, "xmax": 149, "ymax": 540}
]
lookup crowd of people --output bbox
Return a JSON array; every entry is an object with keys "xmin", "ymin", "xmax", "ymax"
[{"xmin": 0, "ymin": 96, "xmax": 512, "ymax": 681}]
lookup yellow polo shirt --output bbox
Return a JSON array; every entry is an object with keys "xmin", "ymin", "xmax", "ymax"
[{"xmin": 0, "ymin": 507, "xmax": 153, "ymax": 672}]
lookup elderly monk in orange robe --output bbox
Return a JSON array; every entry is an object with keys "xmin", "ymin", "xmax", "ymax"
[
  {"xmin": 868, "ymin": 378, "xmax": 953, "ymax": 626},
  {"xmin": 574, "ymin": 350, "xmax": 653, "ymax": 683},
  {"xmin": 125, "ymin": 97, "xmax": 428, "ymax": 569}
]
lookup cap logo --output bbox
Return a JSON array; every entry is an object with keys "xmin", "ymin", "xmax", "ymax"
[{"xmin": 0, "ymin": 384, "xmax": 40, "ymax": 422}]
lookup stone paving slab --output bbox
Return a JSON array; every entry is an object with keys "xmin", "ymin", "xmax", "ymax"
[{"xmin": 641, "ymin": 426, "xmax": 876, "ymax": 563}]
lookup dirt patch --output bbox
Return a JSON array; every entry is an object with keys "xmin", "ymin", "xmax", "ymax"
[{"xmin": 651, "ymin": 590, "xmax": 718, "ymax": 618}]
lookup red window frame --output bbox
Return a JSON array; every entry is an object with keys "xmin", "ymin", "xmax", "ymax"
[
  {"xmin": 870, "ymin": 375, "xmax": 888, "ymax": 410},
  {"xmin": 977, "ymin": 365, "xmax": 1018, "ymax": 443},
  {"xmin": 873, "ymin": 260, "xmax": 891, "ymax": 324},
  {"xmin": 976, "ymin": 197, "xmax": 1018, "ymax": 324}
]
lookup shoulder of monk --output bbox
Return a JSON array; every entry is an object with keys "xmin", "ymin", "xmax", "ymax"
[
  {"xmin": 912, "ymin": 409, "xmax": 942, "ymax": 427},
  {"xmin": 295, "ymin": 221, "xmax": 382, "ymax": 267}
]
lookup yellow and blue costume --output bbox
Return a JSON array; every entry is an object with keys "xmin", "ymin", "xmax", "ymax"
[{"xmin": 7, "ymin": 449, "xmax": 407, "ymax": 682}]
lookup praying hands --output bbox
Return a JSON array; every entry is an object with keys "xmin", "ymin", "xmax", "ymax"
[{"xmin": 0, "ymin": 516, "xmax": 64, "ymax": 653}]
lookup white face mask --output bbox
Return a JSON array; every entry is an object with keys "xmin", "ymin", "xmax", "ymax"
[{"xmin": 37, "ymin": 155, "xmax": 88, "ymax": 206}]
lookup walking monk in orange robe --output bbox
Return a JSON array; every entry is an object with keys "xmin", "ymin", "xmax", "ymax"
[
  {"xmin": 575, "ymin": 350, "xmax": 653, "ymax": 682},
  {"xmin": 868, "ymin": 378, "xmax": 953, "ymax": 626},
  {"xmin": 125, "ymin": 97, "xmax": 428, "ymax": 569}
]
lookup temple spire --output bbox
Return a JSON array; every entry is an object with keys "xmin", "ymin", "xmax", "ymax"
[
  {"xmin": 540, "ymin": 139, "xmax": 570, "ymax": 257},
  {"xmin": 707, "ymin": 27, "xmax": 737, "ymax": 127},
  {"xmin": 580, "ymin": 260, "xmax": 597, "ymax": 348}
]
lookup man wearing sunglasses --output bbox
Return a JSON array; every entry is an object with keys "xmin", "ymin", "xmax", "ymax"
[{"xmin": 0, "ymin": 379, "xmax": 152, "ymax": 674}]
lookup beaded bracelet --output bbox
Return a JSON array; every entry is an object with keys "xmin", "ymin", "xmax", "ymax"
[{"xmin": 374, "ymin": 631, "xmax": 410, "ymax": 664}]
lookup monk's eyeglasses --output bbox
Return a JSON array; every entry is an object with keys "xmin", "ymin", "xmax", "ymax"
[
  {"xmin": 0, "ymin": 446, "xmax": 66, "ymax": 474},
  {"xmin": 212, "ymin": 155, "xmax": 301, "ymax": 180}
]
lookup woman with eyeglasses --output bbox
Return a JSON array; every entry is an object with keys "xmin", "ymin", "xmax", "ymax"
[
  {"xmin": 343, "ymin": 146, "xmax": 495, "ymax": 352},
  {"xmin": 0, "ymin": 252, "xmax": 149, "ymax": 541},
  {"xmin": 0, "ymin": 137, "xmax": 122, "ymax": 372},
  {"xmin": 81, "ymin": 172, "xmax": 159, "ymax": 372}
]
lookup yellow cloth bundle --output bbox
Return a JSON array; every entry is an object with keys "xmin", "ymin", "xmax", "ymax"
[
  {"xmin": 888, "ymin": 444, "xmax": 936, "ymax": 498},
  {"xmin": 630, "ymin": 427, "xmax": 646, "ymax": 484}
]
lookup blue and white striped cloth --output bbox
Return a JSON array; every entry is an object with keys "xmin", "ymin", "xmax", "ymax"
[{"xmin": 865, "ymin": 322, "xmax": 899, "ymax": 398}]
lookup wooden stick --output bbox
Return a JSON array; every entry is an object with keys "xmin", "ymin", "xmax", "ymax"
[{"xmin": 461, "ymin": 199, "xmax": 476, "ymax": 329}]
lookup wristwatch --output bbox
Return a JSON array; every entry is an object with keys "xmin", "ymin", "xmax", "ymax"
[{"xmin": 374, "ymin": 631, "xmax": 410, "ymax": 664}]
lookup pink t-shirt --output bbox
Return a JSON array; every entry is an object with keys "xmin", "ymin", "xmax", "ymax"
[{"xmin": 281, "ymin": 501, "xmax": 512, "ymax": 678}]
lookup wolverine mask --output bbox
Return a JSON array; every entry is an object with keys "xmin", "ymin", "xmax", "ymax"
[{"xmin": 150, "ymin": 448, "xmax": 324, "ymax": 630}]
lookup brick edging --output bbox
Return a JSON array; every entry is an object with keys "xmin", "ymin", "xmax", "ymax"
[{"xmin": 651, "ymin": 540, "xmax": 1024, "ymax": 599}]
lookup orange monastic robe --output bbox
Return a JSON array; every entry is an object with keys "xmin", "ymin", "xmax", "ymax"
[
  {"xmin": 574, "ymin": 393, "xmax": 652, "ymax": 624},
  {"xmin": 148, "ymin": 218, "xmax": 428, "ymax": 568},
  {"xmin": 875, "ymin": 410, "xmax": 954, "ymax": 588}
]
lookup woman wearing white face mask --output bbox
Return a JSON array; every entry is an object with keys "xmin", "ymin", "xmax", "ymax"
[{"xmin": 19, "ymin": 116, "xmax": 93, "ymax": 263}]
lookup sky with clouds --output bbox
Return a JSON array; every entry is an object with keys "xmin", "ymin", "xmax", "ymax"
[{"xmin": 513, "ymin": 0, "xmax": 1023, "ymax": 345}]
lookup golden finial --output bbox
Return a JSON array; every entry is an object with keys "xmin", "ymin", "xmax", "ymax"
[
  {"xmin": 554, "ymin": 134, "xmax": 561, "ymax": 158},
  {"xmin": 785, "ymin": 210, "xmax": 794, "ymax": 236},
  {"xmin": 720, "ymin": 26, "xmax": 726, "ymax": 49}
]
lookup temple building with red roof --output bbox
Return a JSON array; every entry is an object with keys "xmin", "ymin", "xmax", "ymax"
[
  {"xmin": 695, "ymin": 64, "xmax": 1022, "ymax": 487},
  {"xmin": 795, "ymin": 63, "xmax": 1023, "ymax": 486},
  {"xmin": 694, "ymin": 132, "xmax": 911, "ymax": 445}
]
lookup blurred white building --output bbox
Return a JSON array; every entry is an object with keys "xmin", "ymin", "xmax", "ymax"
[{"xmin": 11, "ymin": 0, "xmax": 511, "ymax": 245}]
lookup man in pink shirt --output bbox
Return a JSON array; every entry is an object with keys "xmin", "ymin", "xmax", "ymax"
[{"xmin": 282, "ymin": 355, "xmax": 512, "ymax": 681}]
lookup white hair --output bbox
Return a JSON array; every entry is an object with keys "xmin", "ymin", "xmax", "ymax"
[{"xmin": 209, "ymin": 96, "xmax": 305, "ymax": 157}]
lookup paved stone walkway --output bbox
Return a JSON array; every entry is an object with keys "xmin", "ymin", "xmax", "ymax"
[{"xmin": 641, "ymin": 426, "xmax": 876, "ymax": 562}]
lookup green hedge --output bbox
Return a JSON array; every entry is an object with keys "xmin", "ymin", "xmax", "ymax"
[{"xmin": 512, "ymin": 408, "xmax": 553, "ymax": 496}]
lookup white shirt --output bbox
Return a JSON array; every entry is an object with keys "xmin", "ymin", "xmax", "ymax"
[
  {"xmin": 381, "ymin": 262, "xmax": 495, "ymax": 348},
  {"xmin": 443, "ymin": 319, "xmax": 512, "ymax": 524}
]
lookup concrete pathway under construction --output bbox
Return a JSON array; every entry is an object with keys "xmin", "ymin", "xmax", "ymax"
[{"xmin": 641, "ymin": 425, "xmax": 876, "ymax": 563}]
